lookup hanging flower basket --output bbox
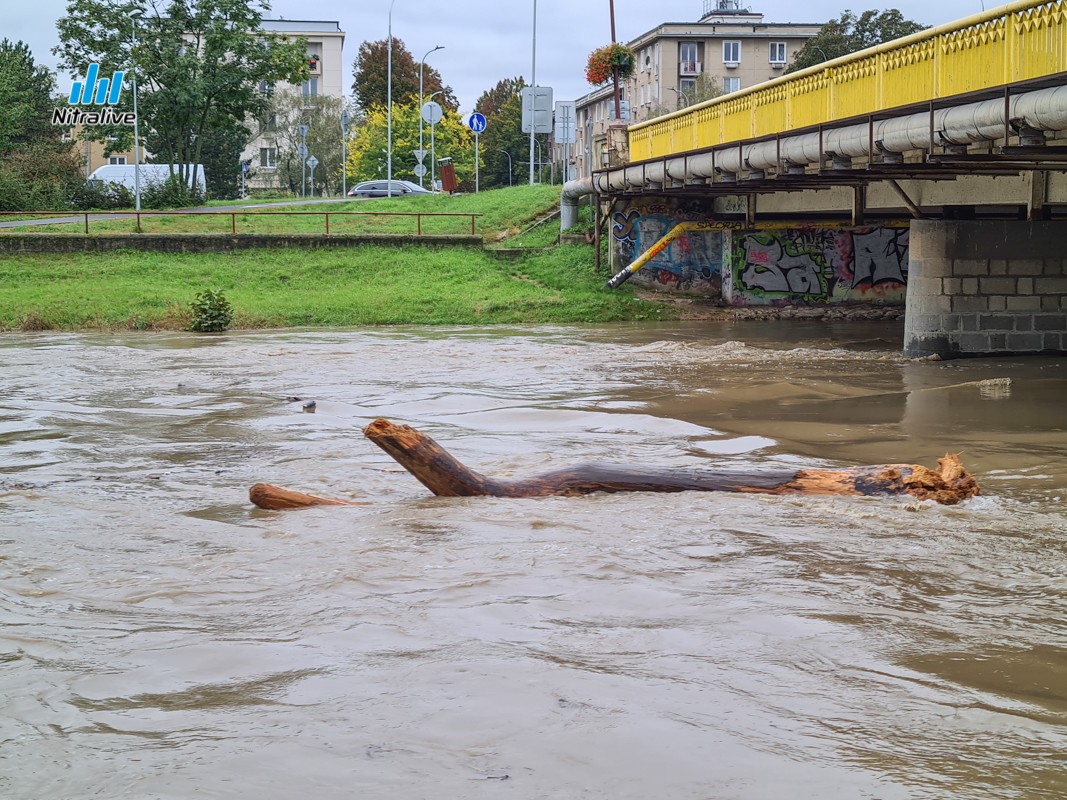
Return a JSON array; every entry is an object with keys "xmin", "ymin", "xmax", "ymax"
[{"xmin": 585, "ymin": 43, "xmax": 636, "ymax": 86}]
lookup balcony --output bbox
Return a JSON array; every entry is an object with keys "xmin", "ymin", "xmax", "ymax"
[{"xmin": 679, "ymin": 60, "xmax": 702, "ymax": 76}]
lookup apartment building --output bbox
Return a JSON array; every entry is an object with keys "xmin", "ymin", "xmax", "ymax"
[
  {"xmin": 571, "ymin": 0, "xmax": 822, "ymax": 178},
  {"xmin": 243, "ymin": 19, "xmax": 346, "ymax": 191}
]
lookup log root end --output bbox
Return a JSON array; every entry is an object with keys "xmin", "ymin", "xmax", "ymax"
[{"xmin": 249, "ymin": 483, "xmax": 359, "ymax": 510}]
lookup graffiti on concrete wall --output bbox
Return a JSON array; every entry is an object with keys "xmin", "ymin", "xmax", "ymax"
[
  {"xmin": 732, "ymin": 227, "xmax": 909, "ymax": 304},
  {"xmin": 611, "ymin": 198, "xmax": 725, "ymax": 296}
]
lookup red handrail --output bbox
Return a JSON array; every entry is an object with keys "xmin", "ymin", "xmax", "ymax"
[{"xmin": 0, "ymin": 209, "xmax": 483, "ymax": 236}]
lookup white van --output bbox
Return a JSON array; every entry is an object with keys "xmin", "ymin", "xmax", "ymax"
[{"xmin": 88, "ymin": 164, "xmax": 207, "ymax": 196}]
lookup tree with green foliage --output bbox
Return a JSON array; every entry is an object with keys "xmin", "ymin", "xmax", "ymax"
[
  {"xmin": 345, "ymin": 102, "xmax": 473, "ymax": 188},
  {"xmin": 264, "ymin": 88, "xmax": 347, "ymax": 196},
  {"xmin": 474, "ymin": 77, "xmax": 530, "ymax": 189},
  {"xmin": 198, "ymin": 123, "xmax": 249, "ymax": 200},
  {"xmin": 55, "ymin": 0, "xmax": 310, "ymax": 203},
  {"xmin": 0, "ymin": 39, "xmax": 83, "ymax": 210},
  {"xmin": 787, "ymin": 9, "xmax": 926, "ymax": 73},
  {"xmin": 351, "ymin": 38, "xmax": 457, "ymax": 114},
  {"xmin": 0, "ymin": 39, "xmax": 65, "ymax": 156}
]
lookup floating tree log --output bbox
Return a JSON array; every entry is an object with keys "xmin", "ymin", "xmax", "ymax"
[{"xmin": 249, "ymin": 418, "xmax": 979, "ymax": 509}]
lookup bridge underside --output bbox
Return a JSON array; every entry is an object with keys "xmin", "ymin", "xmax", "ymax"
[{"xmin": 592, "ymin": 170, "xmax": 1066, "ymax": 358}]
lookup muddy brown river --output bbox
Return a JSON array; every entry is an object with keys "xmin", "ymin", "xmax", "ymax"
[{"xmin": 1, "ymin": 322, "xmax": 1065, "ymax": 799}]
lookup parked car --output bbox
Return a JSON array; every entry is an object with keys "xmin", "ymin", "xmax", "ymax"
[{"xmin": 346, "ymin": 180, "xmax": 432, "ymax": 198}]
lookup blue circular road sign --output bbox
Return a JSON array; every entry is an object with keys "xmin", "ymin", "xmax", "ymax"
[{"xmin": 467, "ymin": 112, "xmax": 487, "ymax": 133}]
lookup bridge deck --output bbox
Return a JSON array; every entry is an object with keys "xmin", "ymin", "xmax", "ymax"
[{"xmin": 629, "ymin": 0, "xmax": 1067, "ymax": 162}]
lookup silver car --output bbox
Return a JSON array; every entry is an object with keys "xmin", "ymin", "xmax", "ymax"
[{"xmin": 346, "ymin": 180, "xmax": 433, "ymax": 198}]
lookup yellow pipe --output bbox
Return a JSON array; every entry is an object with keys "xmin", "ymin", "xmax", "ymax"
[{"xmin": 604, "ymin": 221, "xmax": 716, "ymax": 289}]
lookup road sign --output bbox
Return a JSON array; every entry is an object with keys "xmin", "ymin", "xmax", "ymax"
[
  {"xmin": 413, "ymin": 163, "xmax": 427, "ymax": 178},
  {"xmin": 413, "ymin": 149, "xmax": 427, "ymax": 163},
  {"xmin": 297, "ymin": 124, "xmax": 309, "ymax": 137},
  {"xmin": 297, "ymin": 144, "xmax": 308, "ymax": 158},
  {"xmin": 306, "ymin": 156, "xmax": 318, "ymax": 168},
  {"xmin": 421, "ymin": 101, "xmax": 443, "ymax": 125},
  {"xmin": 341, "ymin": 109, "xmax": 350, "ymax": 131},
  {"xmin": 521, "ymin": 86, "xmax": 553, "ymax": 133},
  {"xmin": 466, "ymin": 112, "xmax": 487, "ymax": 133},
  {"xmin": 609, "ymin": 100, "xmax": 631, "ymax": 121},
  {"xmin": 554, "ymin": 101, "xmax": 576, "ymax": 144}
]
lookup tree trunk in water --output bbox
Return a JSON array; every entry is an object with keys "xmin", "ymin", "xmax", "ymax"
[{"xmin": 249, "ymin": 418, "xmax": 979, "ymax": 509}]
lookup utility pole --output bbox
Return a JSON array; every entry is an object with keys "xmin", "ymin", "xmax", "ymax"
[
  {"xmin": 609, "ymin": 0, "xmax": 621, "ymax": 121},
  {"xmin": 529, "ymin": 0, "xmax": 537, "ymax": 186}
]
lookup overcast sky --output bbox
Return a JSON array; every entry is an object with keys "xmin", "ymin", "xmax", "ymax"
[{"xmin": 13, "ymin": 0, "xmax": 991, "ymax": 112}]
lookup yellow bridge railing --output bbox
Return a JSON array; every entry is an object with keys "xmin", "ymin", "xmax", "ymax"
[{"xmin": 628, "ymin": 0, "xmax": 1067, "ymax": 162}]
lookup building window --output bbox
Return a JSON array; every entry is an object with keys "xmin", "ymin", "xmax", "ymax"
[
  {"xmin": 108, "ymin": 155, "xmax": 127, "ymax": 165},
  {"xmin": 723, "ymin": 41, "xmax": 741, "ymax": 65},
  {"xmin": 262, "ymin": 112, "xmax": 277, "ymax": 132},
  {"xmin": 679, "ymin": 42, "xmax": 700, "ymax": 75},
  {"xmin": 723, "ymin": 76, "xmax": 741, "ymax": 93},
  {"xmin": 302, "ymin": 77, "xmax": 318, "ymax": 98},
  {"xmin": 680, "ymin": 78, "xmax": 697, "ymax": 95},
  {"xmin": 769, "ymin": 42, "xmax": 787, "ymax": 64},
  {"xmin": 259, "ymin": 147, "xmax": 277, "ymax": 168},
  {"xmin": 258, "ymin": 80, "xmax": 274, "ymax": 96}
]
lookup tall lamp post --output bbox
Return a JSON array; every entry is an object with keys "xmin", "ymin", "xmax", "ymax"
[
  {"xmin": 418, "ymin": 45, "xmax": 444, "ymax": 188},
  {"xmin": 341, "ymin": 105, "xmax": 350, "ymax": 197},
  {"xmin": 130, "ymin": 9, "xmax": 143, "ymax": 212},
  {"xmin": 668, "ymin": 87, "xmax": 690, "ymax": 108},
  {"xmin": 492, "ymin": 148, "xmax": 512, "ymax": 186},
  {"xmin": 528, "ymin": 0, "xmax": 537, "ymax": 186},
  {"xmin": 386, "ymin": 0, "xmax": 396, "ymax": 198}
]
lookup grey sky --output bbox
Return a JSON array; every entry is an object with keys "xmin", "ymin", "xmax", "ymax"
[{"xmin": 12, "ymin": 0, "xmax": 990, "ymax": 112}]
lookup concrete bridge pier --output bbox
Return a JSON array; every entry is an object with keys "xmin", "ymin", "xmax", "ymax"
[{"xmin": 904, "ymin": 220, "xmax": 1067, "ymax": 359}]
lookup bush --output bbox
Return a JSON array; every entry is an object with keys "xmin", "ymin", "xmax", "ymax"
[
  {"xmin": 189, "ymin": 289, "xmax": 234, "ymax": 332},
  {"xmin": 0, "ymin": 143, "xmax": 83, "ymax": 211},
  {"xmin": 141, "ymin": 175, "xmax": 205, "ymax": 209},
  {"xmin": 70, "ymin": 180, "xmax": 134, "ymax": 210}
]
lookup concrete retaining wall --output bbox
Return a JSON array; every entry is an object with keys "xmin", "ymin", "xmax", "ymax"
[
  {"xmin": 0, "ymin": 233, "xmax": 482, "ymax": 253},
  {"xmin": 904, "ymin": 220, "xmax": 1067, "ymax": 358}
]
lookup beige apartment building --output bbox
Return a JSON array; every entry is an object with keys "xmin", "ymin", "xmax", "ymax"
[
  {"xmin": 570, "ymin": 0, "xmax": 822, "ymax": 178},
  {"xmin": 243, "ymin": 19, "xmax": 347, "ymax": 191},
  {"xmin": 60, "ymin": 19, "xmax": 346, "ymax": 191}
]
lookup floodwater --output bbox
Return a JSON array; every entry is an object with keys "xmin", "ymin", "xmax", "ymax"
[{"xmin": 1, "ymin": 322, "xmax": 1064, "ymax": 800}]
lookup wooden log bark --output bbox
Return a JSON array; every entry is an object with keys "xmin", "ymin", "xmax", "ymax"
[
  {"xmin": 249, "ymin": 418, "xmax": 979, "ymax": 509},
  {"xmin": 248, "ymin": 483, "xmax": 364, "ymax": 511}
]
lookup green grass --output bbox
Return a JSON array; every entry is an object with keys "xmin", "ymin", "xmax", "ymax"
[
  {"xmin": 6, "ymin": 184, "xmax": 563, "ymax": 241},
  {"xmin": 0, "ymin": 241, "xmax": 673, "ymax": 331}
]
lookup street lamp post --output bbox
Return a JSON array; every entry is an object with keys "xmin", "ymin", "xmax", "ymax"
[
  {"xmin": 418, "ymin": 45, "xmax": 443, "ymax": 188},
  {"xmin": 387, "ymin": 0, "xmax": 396, "ymax": 198},
  {"xmin": 493, "ymin": 148, "xmax": 512, "ymax": 186},
  {"xmin": 341, "ymin": 105, "xmax": 350, "ymax": 197},
  {"xmin": 668, "ymin": 87, "xmax": 690, "ymax": 108},
  {"xmin": 529, "ymin": 0, "xmax": 537, "ymax": 187},
  {"xmin": 130, "ymin": 9, "xmax": 143, "ymax": 213}
]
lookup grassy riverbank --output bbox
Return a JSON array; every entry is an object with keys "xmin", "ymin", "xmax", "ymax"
[
  {"xmin": 0, "ymin": 185, "xmax": 677, "ymax": 331},
  {"xmin": 0, "ymin": 239, "xmax": 671, "ymax": 331}
]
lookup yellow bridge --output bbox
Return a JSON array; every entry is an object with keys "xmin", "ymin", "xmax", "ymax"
[{"xmin": 628, "ymin": 0, "xmax": 1066, "ymax": 161}]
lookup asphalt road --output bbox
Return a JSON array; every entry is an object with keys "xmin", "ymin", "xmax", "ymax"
[{"xmin": 0, "ymin": 197, "xmax": 356, "ymax": 229}]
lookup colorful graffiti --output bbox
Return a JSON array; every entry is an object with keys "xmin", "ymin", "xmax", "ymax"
[
  {"xmin": 731, "ymin": 227, "xmax": 908, "ymax": 305},
  {"xmin": 610, "ymin": 198, "xmax": 724, "ymax": 296}
]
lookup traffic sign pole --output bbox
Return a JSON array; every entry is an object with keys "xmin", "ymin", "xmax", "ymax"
[{"xmin": 465, "ymin": 113, "xmax": 488, "ymax": 193}]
